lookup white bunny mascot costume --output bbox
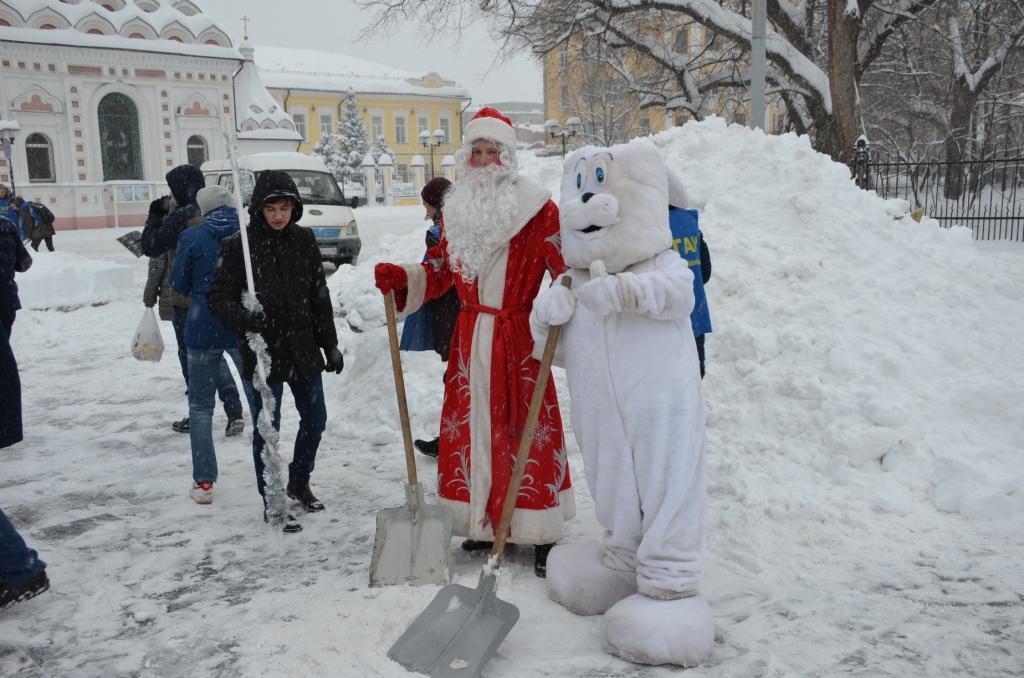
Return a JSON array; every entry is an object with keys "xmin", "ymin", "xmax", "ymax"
[{"xmin": 530, "ymin": 140, "xmax": 712, "ymax": 667}]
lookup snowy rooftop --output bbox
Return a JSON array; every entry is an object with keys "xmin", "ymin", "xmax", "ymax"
[
  {"xmin": 254, "ymin": 45, "xmax": 470, "ymax": 100},
  {"xmin": 0, "ymin": 0, "xmax": 235, "ymax": 52}
]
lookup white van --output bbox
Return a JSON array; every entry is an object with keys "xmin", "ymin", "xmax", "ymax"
[{"xmin": 201, "ymin": 152, "xmax": 361, "ymax": 266}]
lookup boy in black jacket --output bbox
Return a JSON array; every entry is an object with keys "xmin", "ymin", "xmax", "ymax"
[{"xmin": 208, "ymin": 171, "xmax": 344, "ymax": 532}]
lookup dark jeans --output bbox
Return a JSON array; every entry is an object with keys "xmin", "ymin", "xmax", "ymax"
[
  {"xmin": 30, "ymin": 237, "xmax": 54, "ymax": 252},
  {"xmin": 0, "ymin": 508, "xmax": 45, "ymax": 584},
  {"xmin": 172, "ymin": 306, "xmax": 243, "ymax": 418},
  {"xmin": 248, "ymin": 373, "xmax": 326, "ymax": 496}
]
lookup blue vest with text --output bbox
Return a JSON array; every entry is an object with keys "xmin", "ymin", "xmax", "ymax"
[{"xmin": 669, "ymin": 207, "xmax": 712, "ymax": 336}]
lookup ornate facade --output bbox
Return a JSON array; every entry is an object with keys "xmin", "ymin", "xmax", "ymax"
[{"xmin": 0, "ymin": 0, "xmax": 297, "ymax": 228}]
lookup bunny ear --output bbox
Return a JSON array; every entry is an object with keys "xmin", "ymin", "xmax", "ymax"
[{"xmin": 666, "ymin": 169, "xmax": 693, "ymax": 209}]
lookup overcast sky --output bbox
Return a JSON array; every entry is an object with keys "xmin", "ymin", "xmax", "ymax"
[{"xmin": 202, "ymin": 0, "xmax": 544, "ymax": 105}]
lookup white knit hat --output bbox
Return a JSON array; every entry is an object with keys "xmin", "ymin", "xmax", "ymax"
[
  {"xmin": 463, "ymin": 107, "xmax": 517, "ymax": 149},
  {"xmin": 196, "ymin": 185, "xmax": 234, "ymax": 216}
]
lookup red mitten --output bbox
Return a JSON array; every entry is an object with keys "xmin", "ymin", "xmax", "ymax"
[
  {"xmin": 374, "ymin": 263, "xmax": 408, "ymax": 294},
  {"xmin": 374, "ymin": 263, "xmax": 409, "ymax": 310}
]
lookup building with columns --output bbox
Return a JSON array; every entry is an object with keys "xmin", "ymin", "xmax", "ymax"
[{"xmin": 0, "ymin": 0, "xmax": 298, "ymax": 229}]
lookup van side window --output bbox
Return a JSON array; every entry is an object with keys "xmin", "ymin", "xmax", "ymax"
[{"xmin": 218, "ymin": 173, "xmax": 233, "ymax": 193}]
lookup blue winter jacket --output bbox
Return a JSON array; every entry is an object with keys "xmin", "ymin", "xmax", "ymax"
[
  {"xmin": 0, "ymin": 197, "xmax": 22, "ymax": 240},
  {"xmin": 170, "ymin": 206, "xmax": 240, "ymax": 350},
  {"xmin": 399, "ymin": 218, "xmax": 442, "ymax": 352},
  {"xmin": 669, "ymin": 207, "xmax": 712, "ymax": 336}
]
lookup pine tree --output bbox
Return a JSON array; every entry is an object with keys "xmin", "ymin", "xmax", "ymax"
[
  {"xmin": 371, "ymin": 134, "xmax": 395, "ymax": 164},
  {"xmin": 312, "ymin": 134, "xmax": 345, "ymax": 181},
  {"xmin": 335, "ymin": 89, "xmax": 370, "ymax": 179}
]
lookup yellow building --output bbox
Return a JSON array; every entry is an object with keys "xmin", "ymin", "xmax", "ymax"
[
  {"xmin": 543, "ymin": 25, "xmax": 786, "ymax": 152},
  {"xmin": 256, "ymin": 45, "xmax": 470, "ymax": 205}
]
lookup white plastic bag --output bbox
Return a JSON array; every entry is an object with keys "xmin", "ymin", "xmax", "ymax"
[{"xmin": 131, "ymin": 307, "xmax": 165, "ymax": 362}]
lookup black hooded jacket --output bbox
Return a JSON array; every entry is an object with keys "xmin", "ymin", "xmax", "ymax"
[
  {"xmin": 141, "ymin": 165, "xmax": 205, "ymax": 257},
  {"xmin": 208, "ymin": 170, "xmax": 337, "ymax": 382}
]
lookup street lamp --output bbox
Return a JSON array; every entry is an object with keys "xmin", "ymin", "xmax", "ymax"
[
  {"xmin": 419, "ymin": 128, "xmax": 445, "ymax": 179},
  {"xmin": 545, "ymin": 116, "xmax": 582, "ymax": 158},
  {"xmin": 0, "ymin": 119, "xmax": 21, "ymax": 195}
]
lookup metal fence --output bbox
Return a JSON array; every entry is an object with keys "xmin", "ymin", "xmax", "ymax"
[{"xmin": 855, "ymin": 150, "xmax": 1024, "ymax": 242}]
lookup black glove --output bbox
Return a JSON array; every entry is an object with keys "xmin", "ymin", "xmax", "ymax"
[
  {"xmin": 243, "ymin": 311, "xmax": 267, "ymax": 333},
  {"xmin": 149, "ymin": 196, "xmax": 169, "ymax": 217},
  {"xmin": 324, "ymin": 345, "xmax": 344, "ymax": 374}
]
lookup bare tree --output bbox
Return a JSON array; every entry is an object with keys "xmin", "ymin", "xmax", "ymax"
[
  {"xmin": 861, "ymin": 0, "xmax": 1024, "ymax": 196},
  {"xmin": 358, "ymin": 0, "xmax": 948, "ymax": 160}
]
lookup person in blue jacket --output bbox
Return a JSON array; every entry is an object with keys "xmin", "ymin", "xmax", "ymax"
[
  {"xmin": 669, "ymin": 206, "xmax": 712, "ymax": 378},
  {"xmin": 400, "ymin": 177, "xmax": 459, "ymax": 458},
  {"xmin": 170, "ymin": 186, "xmax": 254, "ymax": 506},
  {"xmin": 0, "ymin": 185, "xmax": 24, "ymax": 241}
]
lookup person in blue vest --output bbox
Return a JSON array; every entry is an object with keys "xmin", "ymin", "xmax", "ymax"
[{"xmin": 669, "ymin": 206, "xmax": 712, "ymax": 378}]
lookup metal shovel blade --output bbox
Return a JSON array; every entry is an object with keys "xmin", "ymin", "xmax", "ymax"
[
  {"xmin": 388, "ymin": 571, "xmax": 519, "ymax": 678},
  {"xmin": 370, "ymin": 483, "xmax": 453, "ymax": 587}
]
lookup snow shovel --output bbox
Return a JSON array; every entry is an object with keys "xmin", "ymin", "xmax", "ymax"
[
  {"xmin": 387, "ymin": 277, "xmax": 572, "ymax": 678},
  {"xmin": 369, "ymin": 290, "xmax": 454, "ymax": 587}
]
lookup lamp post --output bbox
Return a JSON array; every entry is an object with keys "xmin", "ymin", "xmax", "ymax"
[
  {"xmin": 0, "ymin": 119, "xmax": 21, "ymax": 195},
  {"xmin": 419, "ymin": 128, "xmax": 445, "ymax": 179},
  {"xmin": 544, "ymin": 117, "xmax": 582, "ymax": 158}
]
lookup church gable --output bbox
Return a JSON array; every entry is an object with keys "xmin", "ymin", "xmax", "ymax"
[
  {"xmin": 13, "ymin": 85, "xmax": 64, "ymax": 114},
  {"xmin": 177, "ymin": 93, "xmax": 215, "ymax": 117}
]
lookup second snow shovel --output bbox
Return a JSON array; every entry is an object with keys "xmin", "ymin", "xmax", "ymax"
[
  {"xmin": 370, "ymin": 290, "xmax": 454, "ymax": 587},
  {"xmin": 388, "ymin": 277, "xmax": 572, "ymax": 678}
]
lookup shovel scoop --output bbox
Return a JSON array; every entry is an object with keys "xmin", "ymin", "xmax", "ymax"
[
  {"xmin": 370, "ymin": 290, "xmax": 454, "ymax": 587},
  {"xmin": 387, "ymin": 277, "xmax": 572, "ymax": 676}
]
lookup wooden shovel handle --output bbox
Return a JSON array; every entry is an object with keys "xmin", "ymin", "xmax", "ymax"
[
  {"xmin": 384, "ymin": 289, "xmax": 418, "ymax": 486},
  {"xmin": 491, "ymin": 276, "xmax": 572, "ymax": 561}
]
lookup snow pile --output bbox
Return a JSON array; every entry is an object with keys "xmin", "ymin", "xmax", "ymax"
[
  {"xmin": 16, "ymin": 250, "xmax": 134, "ymax": 310},
  {"xmin": 644, "ymin": 118, "xmax": 1023, "ymax": 528}
]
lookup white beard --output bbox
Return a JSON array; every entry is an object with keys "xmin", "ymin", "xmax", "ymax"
[{"xmin": 443, "ymin": 161, "xmax": 520, "ymax": 281}]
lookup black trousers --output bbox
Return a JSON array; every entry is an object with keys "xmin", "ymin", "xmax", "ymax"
[{"xmin": 695, "ymin": 334, "xmax": 706, "ymax": 379}]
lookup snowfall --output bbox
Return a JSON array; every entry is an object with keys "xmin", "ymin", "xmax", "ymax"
[{"xmin": 2, "ymin": 119, "xmax": 1022, "ymax": 677}]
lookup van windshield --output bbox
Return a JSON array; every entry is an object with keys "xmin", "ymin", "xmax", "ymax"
[{"xmin": 285, "ymin": 170, "xmax": 346, "ymax": 206}]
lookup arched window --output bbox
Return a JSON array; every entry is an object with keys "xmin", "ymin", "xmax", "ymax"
[
  {"xmin": 186, "ymin": 135, "xmax": 207, "ymax": 168},
  {"xmin": 26, "ymin": 133, "xmax": 55, "ymax": 183},
  {"xmin": 98, "ymin": 92, "xmax": 143, "ymax": 180}
]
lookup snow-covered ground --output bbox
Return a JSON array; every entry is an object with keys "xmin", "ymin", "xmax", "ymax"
[{"xmin": 2, "ymin": 119, "xmax": 1022, "ymax": 677}]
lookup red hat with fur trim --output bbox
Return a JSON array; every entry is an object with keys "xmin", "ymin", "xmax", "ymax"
[{"xmin": 464, "ymin": 107, "xmax": 517, "ymax": 149}]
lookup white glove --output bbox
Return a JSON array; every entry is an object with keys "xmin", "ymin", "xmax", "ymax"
[
  {"xmin": 615, "ymin": 272, "xmax": 648, "ymax": 312},
  {"xmin": 576, "ymin": 275, "xmax": 622, "ymax": 316},
  {"xmin": 531, "ymin": 280, "xmax": 577, "ymax": 328}
]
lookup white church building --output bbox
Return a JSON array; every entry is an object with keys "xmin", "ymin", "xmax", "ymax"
[{"xmin": 0, "ymin": 0, "xmax": 299, "ymax": 229}]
